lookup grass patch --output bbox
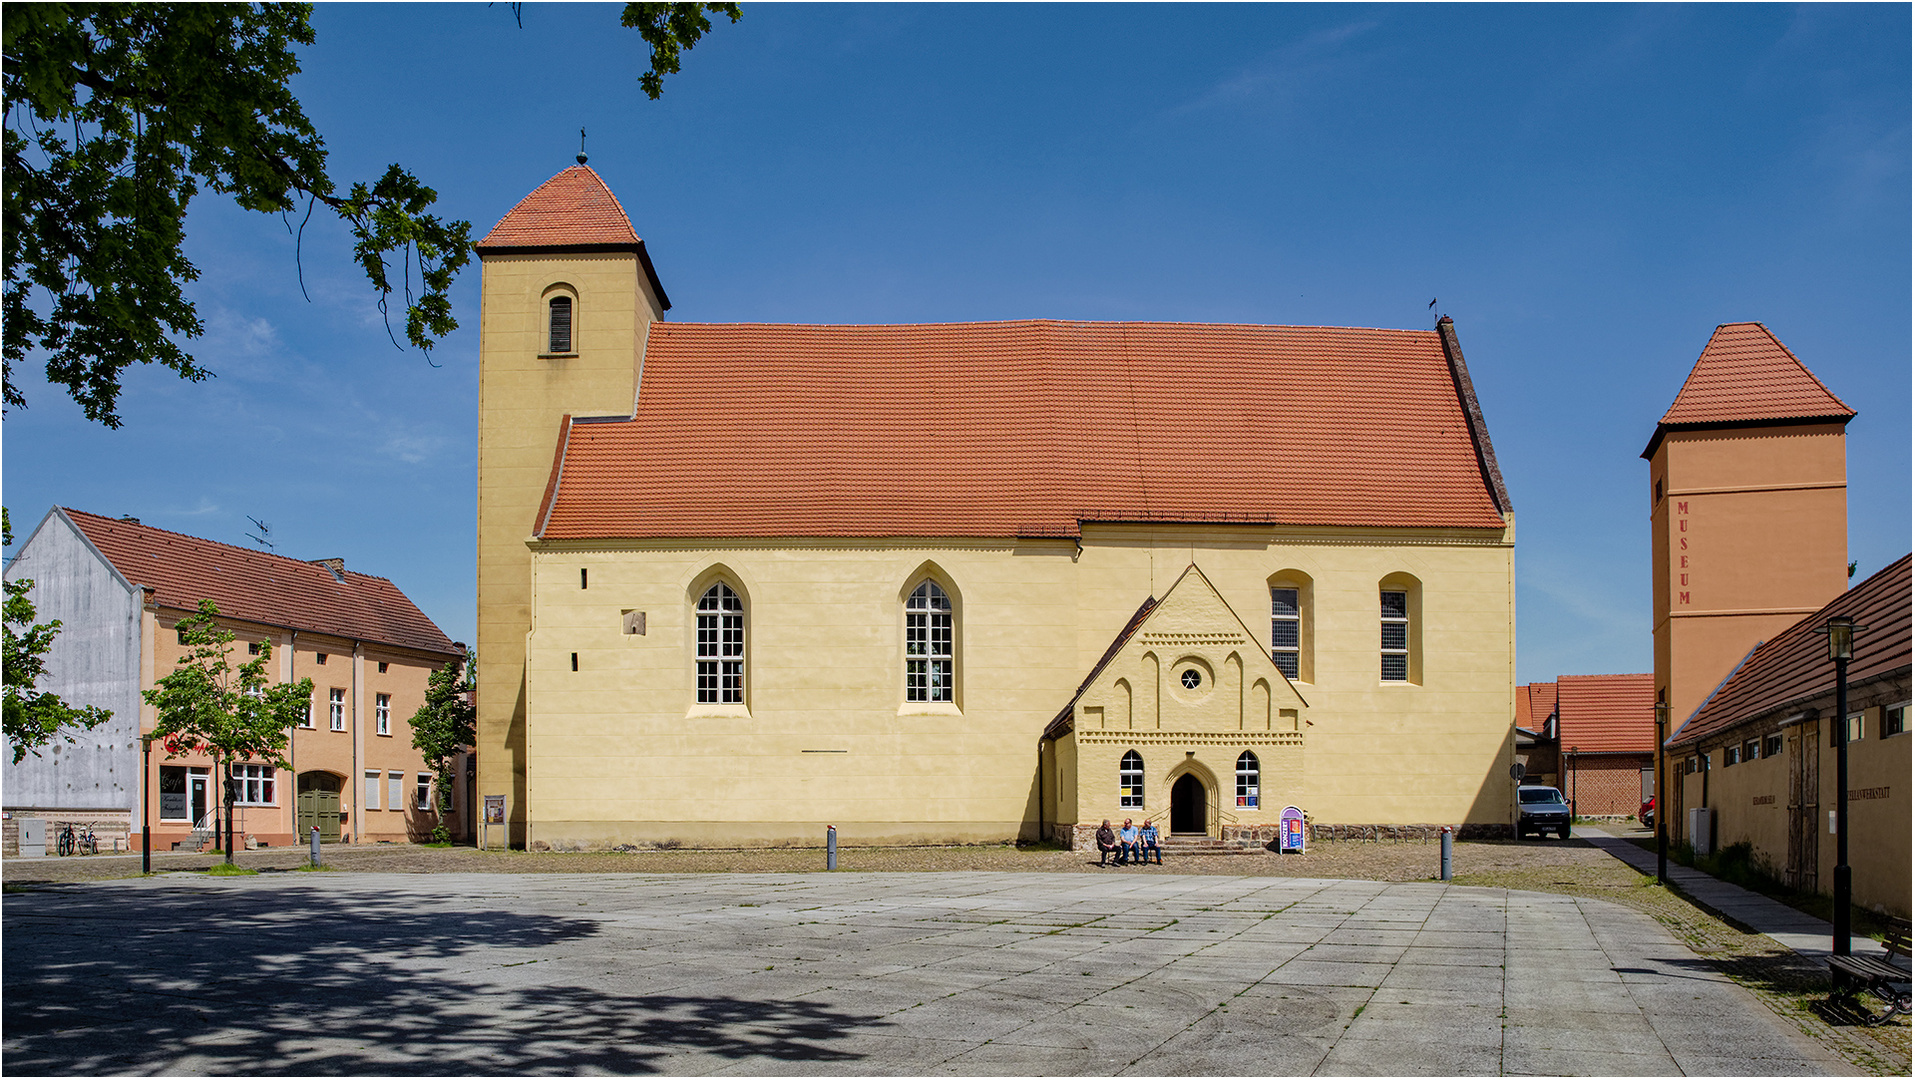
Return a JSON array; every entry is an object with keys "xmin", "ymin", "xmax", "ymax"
[
  {"xmin": 293, "ymin": 861, "xmax": 339, "ymax": 872},
  {"xmin": 205, "ymin": 863, "xmax": 257, "ymax": 876}
]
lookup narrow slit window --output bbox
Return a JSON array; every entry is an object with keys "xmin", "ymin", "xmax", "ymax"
[{"xmin": 548, "ymin": 296, "xmax": 573, "ymax": 353}]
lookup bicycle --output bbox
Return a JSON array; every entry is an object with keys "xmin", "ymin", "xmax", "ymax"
[{"xmin": 55, "ymin": 823, "xmax": 97, "ymax": 856}]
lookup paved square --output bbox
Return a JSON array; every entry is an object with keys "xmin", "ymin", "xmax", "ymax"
[{"xmin": 3, "ymin": 872, "xmax": 1846, "ymax": 1075}]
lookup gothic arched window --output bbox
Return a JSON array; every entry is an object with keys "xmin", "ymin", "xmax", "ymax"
[
  {"xmin": 696, "ymin": 582, "xmax": 744, "ymax": 703},
  {"xmin": 905, "ymin": 580, "xmax": 953, "ymax": 702}
]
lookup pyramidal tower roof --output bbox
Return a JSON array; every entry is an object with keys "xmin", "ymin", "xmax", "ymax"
[
  {"xmin": 476, "ymin": 164, "xmax": 670, "ymax": 310},
  {"xmin": 479, "ymin": 165, "xmax": 640, "ymax": 248},
  {"xmin": 1643, "ymin": 322, "xmax": 1853, "ymax": 457}
]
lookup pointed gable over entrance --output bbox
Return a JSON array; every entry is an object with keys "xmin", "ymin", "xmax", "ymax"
[
  {"xmin": 1643, "ymin": 322, "xmax": 1854, "ymax": 457},
  {"xmin": 1048, "ymin": 564, "xmax": 1307, "ymax": 739}
]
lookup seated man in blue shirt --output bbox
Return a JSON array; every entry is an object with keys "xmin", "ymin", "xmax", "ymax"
[
  {"xmin": 1118, "ymin": 819, "xmax": 1141, "ymax": 866},
  {"xmin": 1138, "ymin": 820, "xmax": 1163, "ymax": 864}
]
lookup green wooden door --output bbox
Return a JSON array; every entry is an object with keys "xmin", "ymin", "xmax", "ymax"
[{"xmin": 297, "ymin": 773, "xmax": 342, "ymax": 842}]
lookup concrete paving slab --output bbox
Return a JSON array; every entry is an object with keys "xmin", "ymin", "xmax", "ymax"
[{"xmin": 1, "ymin": 871, "xmax": 1848, "ymax": 1076}]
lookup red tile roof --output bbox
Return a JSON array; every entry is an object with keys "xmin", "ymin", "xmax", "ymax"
[
  {"xmin": 62, "ymin": 509, "xmax": 460, "ymax": 656},
  {"xmin": 1517, "ymin": 681, "xmax": 1558, "ymax": 731},
  {"xmin": 537, "ymin": 320, "xmax": 1512, "ymax": 540},
  {"xmin": 1556, "ymin": 673, "xmax": 1655, "ymax": 755},
  {"xmin": 1644, "ymin": 323, "xmax": 1853, "ymax": 457},
  {"xmin": 476, "ymin": 164, "xmax": 672, "ymax": 311},
  {"xmin": 477, "ymin": 165, "xmax": 640, "ymax": 248},
  {"xmin": 1670, "ymin": 555, "xmax": 1912, "ymax": 748}
]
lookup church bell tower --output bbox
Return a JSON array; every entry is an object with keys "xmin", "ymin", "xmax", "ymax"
[{"xmin": 473, "ymin": 161, "xmax": 669, "ymax": 846}]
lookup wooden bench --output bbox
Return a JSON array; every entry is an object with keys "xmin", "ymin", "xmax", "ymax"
[{"xmin": 1829, "ymin": 918, "xmax": 1911, "ymax": 1026}]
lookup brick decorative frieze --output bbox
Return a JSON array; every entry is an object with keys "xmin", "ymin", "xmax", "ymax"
[{"xmin": 1072, "ymin": 731, "xmax": 1304, "ymax": 747}]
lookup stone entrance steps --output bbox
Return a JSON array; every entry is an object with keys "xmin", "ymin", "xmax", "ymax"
[{"xmin": 1160, "ymin": 834, "xmax": 1261, "ymax": 856}]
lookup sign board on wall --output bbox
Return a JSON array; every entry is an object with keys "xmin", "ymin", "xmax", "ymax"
[
  {"xmin": 1278, "ymin": 806, "xmax": 1306, "ymax": 853},
  {"xmin": 484, "ymin": 795, "xmax": 505, "ymax": 825}
]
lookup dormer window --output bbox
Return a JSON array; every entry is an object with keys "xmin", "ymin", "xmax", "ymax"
[{"xmin": 548, "ymin": 296, "xmax": 574, "ymax": 353}]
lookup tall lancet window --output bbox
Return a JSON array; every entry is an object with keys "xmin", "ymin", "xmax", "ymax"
[
  {"xmin": 548, "ymin": 295, "xmax": 574, "ymax": 353},
  {"xmin": 906, "ymin": 581, "xmax": 954, "ymax": 702},
  {"xmin": 696, "ymin": 583, "xmax": 744, "ymax": 704}
]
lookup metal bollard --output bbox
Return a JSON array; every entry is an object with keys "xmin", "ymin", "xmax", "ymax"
[
  {"xmin": 1440, "ymin": 826, "xmax": 1453, "ymax": 881},
  {"xmin": 826, "ymin": 825, "xmax": 837, "ymax": 871},
  {"xmin": 310, "ymin": 825, "xmax": 322, "ymax": 867}
]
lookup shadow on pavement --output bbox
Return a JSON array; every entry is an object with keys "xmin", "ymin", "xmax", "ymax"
[{"xmin": 3, "ymin": 884, "xmax": 884, "ymax": 1074}]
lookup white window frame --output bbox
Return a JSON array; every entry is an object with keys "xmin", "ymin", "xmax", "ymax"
[
  {"xmin": 1380, "ymin": 589, "xmax": 1410, "ymax": 682},
  {"xmin": 1235, "ymin": 751, "xmax": 1260, "ymax": 809},
  {"xmin": 415, "ymin": 773, "xmax": 433, "ymax": 811},
  {"xmin": 906, "ymin": 580, "xmax": 954, "ymax": 703},
  {"xmin": 1762, "ymin": 733, "xmax": 1783, "ymax": 758},
  {"xmin": 696, "ymin": 583, "xmax": 745, "ymax": 704},
  {"xmin": 232, "ymin": 763, "xmax": 276, "ymax": 806},
  {"xmin": 1270, "ymin": 588, "xmax": 1300, "ymax": 680},
  {"xmin": 330, "ymin": 688, "xmax": 346, "ymax": 731},
  {"xmin": 1119, "ymin": 750, "xmax": 1144, "ymax": 810},
  {"xmin": 388, "ymin": 771, "xmax": 404, "ymax": 813},
  {"xmin": 375, "ymin": 693, "xmax": 391, "ymax": 736},
  {"xmin": 364, "ymin": 770, "xmax": 381, "ymax": 811}
]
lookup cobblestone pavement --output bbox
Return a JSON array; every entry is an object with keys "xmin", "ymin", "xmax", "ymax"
[
  {"xmin": 3, "ymin": 871, "xmax": 1852, "ymax": 1076},
  {"xmin": 5, "ymin": 833, "xmax": 1905, "ymax": 1075}
]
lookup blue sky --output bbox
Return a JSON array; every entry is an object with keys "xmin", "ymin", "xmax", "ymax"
[{"xmin": 5, "ymin": 3, "xmax": 1908, "ymax": 682}]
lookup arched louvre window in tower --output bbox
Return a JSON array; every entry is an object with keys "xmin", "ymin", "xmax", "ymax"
[{"xmin": 548, "ymin": 295, "xmax": 573, "ymax": 353}]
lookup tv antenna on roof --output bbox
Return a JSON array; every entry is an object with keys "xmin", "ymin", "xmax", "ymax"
[{"xmin": 245, "ymin": 516, "xmax": 274, "ymax": 552}]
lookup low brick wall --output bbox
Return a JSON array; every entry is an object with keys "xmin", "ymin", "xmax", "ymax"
[{"xmin": 3, "ymin": 808, "xmax": 134, "ymax": 857}]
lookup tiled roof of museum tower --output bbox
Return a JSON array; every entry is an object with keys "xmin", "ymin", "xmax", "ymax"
[
  {"xmin": 536, "ymin": 319, "xmax": 1514, "ymax": 539},
  {"xmin": 1643, "ymin": 322, "xmax": 1854, "ymax": 458},
  {"xmin": 61, "ymin": 509, "xmax": 460, "ymax": 656}
]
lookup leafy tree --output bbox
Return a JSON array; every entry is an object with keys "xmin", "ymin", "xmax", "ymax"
[
  {"xmin": 3, "ymin": 507, "xmax": 113, "ymax": 763},
  {"xmin": 3, "ymin": 1, "xmax": 739, "ymax": 428},
  {"xmin": 143, "ymin": 599, "xmax": 313, "ymax": 865},
  {"xmin": 409, "ymin": 650, "xmax": 476, "ymax": 844}
]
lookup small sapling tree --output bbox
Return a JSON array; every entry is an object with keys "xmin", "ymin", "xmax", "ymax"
[
  {"xmin": 409, "ymin": 650, "xmax": 476, "ymax": 844},
  {"xmin": 144, "ymin": 600, "xmax": 314, "ymax": 865}
]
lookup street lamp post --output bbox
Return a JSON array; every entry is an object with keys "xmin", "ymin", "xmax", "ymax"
[
  {"xmin": 1568, "ymin": 745, "xmax": 1580, "ymax": 821},
  {"xmin": 1654, "ymin": 700, "xmax": 1668, "ymax": 885},
  {"xmin": 141, "ymin": 735, "xmax": 152, "ymax": 875},
  {"xmin": 1826, "ymin": 615, "xmax": 1856, "ymax": 957}
]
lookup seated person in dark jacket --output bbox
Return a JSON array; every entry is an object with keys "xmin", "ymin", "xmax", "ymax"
[{"xmin": 1095, "ymin": 819, "xmax": 1118, "ymax": 865}]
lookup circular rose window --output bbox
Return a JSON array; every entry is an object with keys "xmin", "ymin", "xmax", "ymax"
[{"xmin": 1181, "ymin": 669, "xmax": 1202, "ymax": 690}]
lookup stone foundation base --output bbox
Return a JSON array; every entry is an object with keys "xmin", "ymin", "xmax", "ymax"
[{"xmin": 1054, "ymin": 820, "xmax": 1511, "ymax": 850}]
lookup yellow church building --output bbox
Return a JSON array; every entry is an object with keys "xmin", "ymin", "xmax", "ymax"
[{"xmin": 475, "ymin": 163, "xmax": 1520, "ymax": 851}]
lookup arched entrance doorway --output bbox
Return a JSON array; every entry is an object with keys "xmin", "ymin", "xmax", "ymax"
[
  {"xmin": 297, "ymin": 772, "xmax": 342, "ymax": 842},
  {"xmin": 1170, "ymin": 774, "xmax": 1208, "ymax": 835}
]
